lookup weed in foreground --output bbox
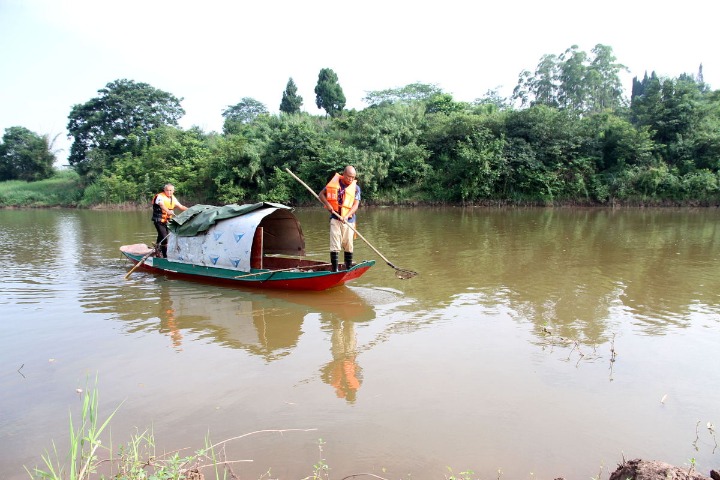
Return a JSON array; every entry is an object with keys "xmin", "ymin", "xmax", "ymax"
[{"xmin": 25, "ymin": 377, "xmax": 317, "ymax": 480}]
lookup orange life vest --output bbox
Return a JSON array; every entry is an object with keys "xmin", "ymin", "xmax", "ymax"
[
  {"xmin": 325, "ymin": 173, "xmax": 357, "ymax": 218},
  {"xmin": 152, "ymin": 192, "xmax": 176, "ymax": 223}
]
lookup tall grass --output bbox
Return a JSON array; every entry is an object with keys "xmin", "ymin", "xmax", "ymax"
[
  {"xmin": 27, "ymin": 377, "xmax": 120, "ymax": 480},
  {"xmin": 25, "ymin": 378, "xmax": 319, "ymax": 480},
  {"xmin": 0, "ymin": 170, "xmax": 83, "ymax": 207}
]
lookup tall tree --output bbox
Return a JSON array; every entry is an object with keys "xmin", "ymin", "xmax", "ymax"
[
  {"xmin": 513, "ymin": 44, "xmax": 626, "ymax": 113},
  {"xmin": 67, "ymin": 79, "xmax": 184, "ymax": 177},
  {"xmin": 314, "ymin": 68, "xmax": 346, "ymax": 117},
  {"xmin": 631, "ymin": 72, "xmax": 649, "ymax": 103},
  {"xmin": 0, "ymin": 126, "xmax": 56, "ymax": 181},
  {"xmin": 279, "ymin": 78, "xmax": 303, "ymax": 114},
  {"xmin": 513, "ymin": 54, "xmax": 560, "ymax": 108},
  {"xmin": 222, "ymin": 97, "xmax": 269, "ymax": 134},
  {"xmin": 557, "ymin": 45, "xmax": 588, "ymax": 110},
  {"xmin": 586, "ymin": 44, "xmax": 627, "ymax": 112},
  {"xmin": 630, "ymin": 71, "xmax": 662, "ymax": 125}
]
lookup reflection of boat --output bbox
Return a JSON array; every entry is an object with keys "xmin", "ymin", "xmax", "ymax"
[
  {"xmin": 152, "ymin": 282, "xmax": 377, "ymax": 361},
  {"xmin": 120, "ymin": 202, "xmax": 374, "ymax": 291}
]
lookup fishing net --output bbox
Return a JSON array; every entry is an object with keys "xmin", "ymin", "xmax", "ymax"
[{"xmin": 394, "ymin": 268, "xmax": 418, "ymax": 280}]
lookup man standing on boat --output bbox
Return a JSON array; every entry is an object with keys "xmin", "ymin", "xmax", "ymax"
[
  {"xmin": 319, "ymin": 165, "xmax": 360, "ymax": 272},
  {"xmin": 152, "ymin": 183, "xmax": 187, "ymax": 258}
]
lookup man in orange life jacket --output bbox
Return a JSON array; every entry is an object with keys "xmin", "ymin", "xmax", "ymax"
[
  {"xmin": 151, "ymin": 184, "xmax": 187, "ymax": 258},
  {"xmin": 319, "ymin": 165, "xmax": 361, "ymax": 272}
]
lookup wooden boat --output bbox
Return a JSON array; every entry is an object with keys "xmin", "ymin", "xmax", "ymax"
[{"xmin": 120, "ymin": 202, "xmax": 374, "ymax": 291}]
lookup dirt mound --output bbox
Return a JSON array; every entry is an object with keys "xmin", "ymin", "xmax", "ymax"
[{"xmin": 607, "ymin": 459, "xmax": 716, "ymax": 480}]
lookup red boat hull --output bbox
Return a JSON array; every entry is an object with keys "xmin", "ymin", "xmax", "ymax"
[{"xmin": 121, "ymin": 246, "xmax": 374, "ymax": 291}]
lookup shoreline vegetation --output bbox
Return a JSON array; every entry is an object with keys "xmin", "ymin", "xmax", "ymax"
[
  {"xmin": 1, "ymin": 171, "xmax": 718, "ymax": 210},
  {"xmin": 25, "ymin": 385, "xmax": 719, "ymax": 480},
  {"xmin": 3, "ymin": 45, "xmax": 720, "ymax": 211}
]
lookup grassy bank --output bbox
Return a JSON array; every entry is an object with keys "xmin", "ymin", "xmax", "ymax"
[
  {"xmin": 2, "ymin": 173, "xmax": 718, "ymax": 210},
  {"xmin": 0, "ymin": 170, "xmax": 83, "ymax": 207}
]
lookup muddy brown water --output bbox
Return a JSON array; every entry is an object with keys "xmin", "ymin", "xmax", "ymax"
[{"xmin": 1, "ymin": 207, "xmax": 719, "ymax": 479}]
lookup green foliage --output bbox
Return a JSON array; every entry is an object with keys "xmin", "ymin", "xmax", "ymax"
[
  {"xmin": 445, "ymin": 467, "xmax": 480, "ymax": 480},
  {"xmin": 134, "ymin": 126, "xmax": 215, "ymax": 203},
  {"xmin": 67, "ymin": 79, "xmax": 185, "ymax": 177},
  {"xmin": 79, "ymin": 174, "xmax": 141, "ymax": 206},
  {"xmin": 446, "ymin": 128, "xmax": 507, "ymax": 201},
  {"xmin": 425, "ymin": 93, "xmax": 468, "ymax": 115},
  {"xmin": 473, "ymin": 89, "xmax": 512, "ymax": 111},
  {"xmin": 513, "ymin": 44, "xmax": 627, "ymax": 113},
  {"xmin": 630, "ymin": 73, "xmax": 720, "ymax": 176},
  {"xmin": 344, "ymin": 102, "xmax": 429, "ymax": 192},
  {"xmin": 208, "ymin": 133, "xmax": 257, "ymax": 204},
  {"xmin": 314, "ymin": 68, "xmax": 346, "ymax": 118},
  {"xmin": 258, "ymin": 167, "xmax": 293, "ymax": 203},
  {"xmin": 10, "ymin": 47, "xmax": 720, "ymax": 207},
  {"xmin": 222, "ymin": 97, "xmax": 269, "ymax": 133},
  {"xmin": 0, "ymin": 126, "xmax": 56, "ymax": 181},
  {"xmin": 681, "ymin": 169, "xmax": 719, "ymax": 199},
  {"xmin": 0, "ymin": 170, "xmax": 82, "ymax": 207},
  {"xmin": 579, "ymin": 112, "xmax": 656, "ymax": 173},
  {"xmin": 279, "ymin": 77, "xmax": 304, "ymax": 114},
  {"xmin": 28, "ymin": 376, "xmax": 121, "ymax": 480},
  {"xmin": 423, "ymin": 111, "xmax": 508, "ymax": 201},
  {"xmin": 305, "ymin": 439, "xmax": 330, "ymax": 480},
  {"xmin": 28, "ymin": 378, "xmax": 300, "ymax": 480},
  {"xmin": 363, "ymin": 82, "xmax": 443, "ymax": 106},
  {"xmin": 74, "ymin": 125, "xmax": 213, "ymax": 206},
  {"xmin": 503, "ymin": 105, "xmax": 585, "ymax": 200}
]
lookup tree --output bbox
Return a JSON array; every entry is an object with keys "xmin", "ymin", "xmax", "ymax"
[
  {"xmin": 67, "ymin": 79, "xmax": 185, "ymax": 177},
  {"xmin": 631, "ymin": 74, "xmax": 709, "ymax": 169},
  {"xmin": 314, "ymin": 68, "xmax": 346, "ymax": 117},
  {"xmin": 534, "ymin": 55, "xmax": 560, "ymax": 108},
  {"xmin": 630, "ymin": 71, "xmax": 662, "ymax": 125},
  {"xmin": 424, "ymin": 93, "xmax": 467, "ymax": 115},
  {"xmin": 503, "ymin": 105, "xmax": 585, "ymax": 199},
  {"xmin": 344, "ymin": 102, "xmax": 429, "ymax": 190},
  {"xmin": 585, "ymin": 44, "xmax": 627, "ymax": 112},
  {"xmin": 557, "ymin": 45, "xmax": 588, "ymax": 110},
  {"xmin": 473, "ymin": 88, "xmax": 511, "ymax": 112},
  {"xmin": 363, "ymin": 83, "xmax": 442, "ymax": 106},
  {"xmin": 0, "ymin": 126, "xmax": 56, "ymax": 181},
  {"xmin": 513, "ymin": 44, "xmax": 626, "ymax": 113},
  {"xmin": 279, "ymin": 78, "xmax": 303, "ymax": 114},
  {"xmin": 222, "ymin": 97, "xmax": 269, "ymax": 133}
]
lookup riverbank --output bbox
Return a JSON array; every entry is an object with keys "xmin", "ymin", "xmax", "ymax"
[{"xmin": 3, "ymin": 172, "xmax": 720, "ymax": 209}]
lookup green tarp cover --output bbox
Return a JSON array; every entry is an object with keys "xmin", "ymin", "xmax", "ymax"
[{"xmin": 168, "ymin": 202, "xmax": 292, "ymax": 237}]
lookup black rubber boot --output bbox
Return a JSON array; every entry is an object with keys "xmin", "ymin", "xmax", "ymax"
[
  {"xmin": 330, "ymin": 251, "xmax": 339, "ymax": 272},
  {"xmin": 344, "ymin": 251, "xmax": 353, "ymax": 270}
]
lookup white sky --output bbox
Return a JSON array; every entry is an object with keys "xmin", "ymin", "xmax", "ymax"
[{"xmin": 1, "ymin": 0, "xmax": 717, "ymax": 164}]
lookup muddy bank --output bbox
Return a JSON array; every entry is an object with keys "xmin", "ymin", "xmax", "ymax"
[{"xmin": 553, "ymin": 459, "xmax": 720, "ymax": 480}]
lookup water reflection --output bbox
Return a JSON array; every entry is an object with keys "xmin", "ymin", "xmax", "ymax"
[
  {"xmin": 0, "ymin": 210, "xmax": 82, "ymax": 305},
  {"xmin": 5, "ymin": 207, "xmax": 720, "ymax": 350},
  {"xmin": 84, "ymin": 280, "xmax": 373, "ymax": 352},
  {"xmin": 365, "ymin": 207, "xmax": 720, "ymax": 345},
  {"xmin": 321, "ymin": 318, "xmax": 362, "ymax": 402}
]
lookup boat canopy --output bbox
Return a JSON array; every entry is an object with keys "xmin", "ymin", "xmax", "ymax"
[{"xmin": 165, "ymin": 202, "xmax": 306, "ymax": 271}]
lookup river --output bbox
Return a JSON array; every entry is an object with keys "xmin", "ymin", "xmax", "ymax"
[{"xmin": 1, "ymin": 207, "xmax": 718, "ymax": 479}]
